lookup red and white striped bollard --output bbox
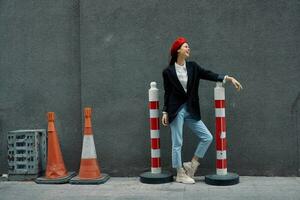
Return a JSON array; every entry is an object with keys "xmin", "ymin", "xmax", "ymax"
[
  {"xmin": 214, "ymin": 82, "xmax": 227, "ymax": 175},
  {"xmin": 148, "ymin": 82, "xmax": 162, "ymax": 173},
  {"xmin": 205, "ymin": 82, "xmax": 239, "ymax": 186},
  {"xmin": 140, "ymin": 82, "xmax": 173, "ymax": 184}
]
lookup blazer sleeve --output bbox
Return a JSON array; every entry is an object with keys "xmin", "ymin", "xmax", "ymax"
[
  {"xmin": 162, "ymin": 69, "xmax": 171, "ymax": 113},
  {"xmin": 194, "ymin": 62, "xmax": 225, "ymax": 82}
]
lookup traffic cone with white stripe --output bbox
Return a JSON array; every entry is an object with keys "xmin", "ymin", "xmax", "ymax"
[
  {"xmin": 70, "ymin": 107, "xmax": 109, "ymax": 184},
  {"xmin": 35, "ymin": 112, "xmax": 76, "ymax": 184}
]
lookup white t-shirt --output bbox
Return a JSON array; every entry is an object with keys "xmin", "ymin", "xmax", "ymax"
[{"xmin": 175, "ymin": 62, "xmax": 188, "ymax": 92}]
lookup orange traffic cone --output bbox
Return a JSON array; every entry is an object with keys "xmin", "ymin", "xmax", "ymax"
[
  {"xmin": 70, "ymin": 107, "xmax": 109, "ymax": 184},
  {"xmin": 35, "ymin": 112, "xmax": 75, "ymax": 184}
]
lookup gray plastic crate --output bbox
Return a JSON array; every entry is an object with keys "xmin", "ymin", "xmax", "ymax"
[{"xmin": 7, "ymin": 129, "xmax": 47, "ymax": 180}]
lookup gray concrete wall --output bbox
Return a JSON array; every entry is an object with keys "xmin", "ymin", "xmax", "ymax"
[
  {"xmin": 0, "ymin": 0, "xmax": 82, "ymax": 173},
  {"xmin": 0, "ymin": 0, "xmax": 299, "ymax": 176}
]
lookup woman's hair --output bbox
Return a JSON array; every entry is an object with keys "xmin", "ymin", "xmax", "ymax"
[{"xmin": 169, "ymin": 53, "xmax": 178, "ymax": 66}]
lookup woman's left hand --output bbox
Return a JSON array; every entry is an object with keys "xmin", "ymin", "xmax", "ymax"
[{"xmin": 226, "ymin": 76, "xmax": 243, "ymax": 91}]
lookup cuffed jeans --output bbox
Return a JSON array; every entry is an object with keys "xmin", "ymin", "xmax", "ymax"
[{"xmin": 170, "ymin": 104, "xmax": 213, "ymax": 168}]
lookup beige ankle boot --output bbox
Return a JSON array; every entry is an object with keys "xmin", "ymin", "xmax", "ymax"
[
  {"xmin": 183, "ymin": 159, "xmax": 200, "ymax": 178},
  {"xmin": 176, "ymin": 168, "xmax": 195, "ymax": 184}
]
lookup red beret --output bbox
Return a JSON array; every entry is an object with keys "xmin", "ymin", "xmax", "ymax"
[{"xmin": 170, "ymin": 37, "xmax": 188, "ymax": 56}]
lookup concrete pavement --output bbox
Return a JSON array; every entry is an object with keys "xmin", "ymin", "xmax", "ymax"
[{"xmin": 1, "ymin": 176, "xmax": 300, "ymax": 200}]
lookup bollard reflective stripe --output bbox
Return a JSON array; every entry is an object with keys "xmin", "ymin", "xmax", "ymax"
[
  {"xmin": 150, "ymin": 130, "xmax": 159, "ymax": 139},
  {"xmin": 149, "ymin": 82, "xmax": 162, "ymax": 174}
]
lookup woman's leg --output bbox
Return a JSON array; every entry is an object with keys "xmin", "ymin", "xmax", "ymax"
[
  {"xmin": 183, "ymin": 117, "xmax": 213, "ymax": 177},
  {"xmin": 170, "ymin": 105, "xmax": 195, "ymax": 184},
  {"xmin": 185, "ymin": 118, "xmax": 213, "ymax": 159},
  {"xmin": 169, "ymin": 108, "xmax": 185, "ymax": 169}
]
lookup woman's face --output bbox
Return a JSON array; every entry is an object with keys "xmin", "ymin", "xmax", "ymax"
[{"xmin": 177, "ymin": 43, "xmax": 190, "ymax": 58}]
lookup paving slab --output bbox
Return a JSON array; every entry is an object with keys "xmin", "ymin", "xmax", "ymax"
[{"xmin": 0, "ymin": 176, "xmax": 299, "ymax": 200}]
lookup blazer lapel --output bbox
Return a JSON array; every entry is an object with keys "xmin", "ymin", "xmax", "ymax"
[
  {"xmin": 169, "ymin": 64, "xmax": 186, "ymax": 94},
  {"xmin": 186, "ymin": 62, "xmax": 193, "ymax": 94}
]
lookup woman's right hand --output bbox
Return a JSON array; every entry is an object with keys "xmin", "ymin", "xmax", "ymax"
[{"xmin": 162, "ymin": 113, "xmax": 169, "ymax": 127}]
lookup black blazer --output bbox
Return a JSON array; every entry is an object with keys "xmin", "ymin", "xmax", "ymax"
[{"xmin": 162, "ymin": 61, "xmax": 224, "ymax": 123}]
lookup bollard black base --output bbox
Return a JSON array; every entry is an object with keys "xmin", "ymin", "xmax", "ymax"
[
  {"xmin": 205, "ymin": 172, "xmax": 239, "ymax": 186},
  {"xmin": 140, "ymin": 171, "xmax": 173, "ymax": 184}
]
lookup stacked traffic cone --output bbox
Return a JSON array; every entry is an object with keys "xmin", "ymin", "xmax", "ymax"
[
  {"xmin": 70, "ymin": 107, "xmax": 109, "ymax": 184},
  {"xmin": 35, "ymin": 112, "xmax": 75, "ymax": 184}
]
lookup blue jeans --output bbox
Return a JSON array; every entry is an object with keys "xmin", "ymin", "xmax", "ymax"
[{"xmin": 170, "ymin": 104, "xmax": 213, "ymax": 168}]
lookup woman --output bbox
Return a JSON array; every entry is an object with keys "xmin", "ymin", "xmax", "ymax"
[{"xmin": 162, "ymin": 37, "xmax": 242, "ymax": 184}]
